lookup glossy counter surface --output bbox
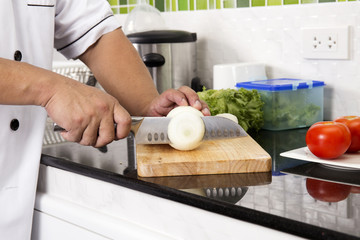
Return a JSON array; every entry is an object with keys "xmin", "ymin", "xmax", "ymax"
[{"xmin": 41, "ymin": 128, "xmax": 360, "ymax": 240}]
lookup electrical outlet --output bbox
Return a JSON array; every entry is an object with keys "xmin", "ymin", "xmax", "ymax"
[{"xmin": 302, "ymin": 26, "xmax": 349, "ymax": 60}]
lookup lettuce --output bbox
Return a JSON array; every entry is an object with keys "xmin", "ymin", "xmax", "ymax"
[{"xmin": 197, "ymin": 88, "xmax": 264, "ymax": 132}]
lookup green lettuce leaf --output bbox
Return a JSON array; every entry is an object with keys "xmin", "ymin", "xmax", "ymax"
[{"xmin": 198, "ymin": 88, "xmax": 264, "ymax": 132}]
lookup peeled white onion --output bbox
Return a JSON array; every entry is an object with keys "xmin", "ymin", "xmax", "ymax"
[
  {"xmin": 216, "ymin": 113, "xmax": 238, "ymax": 123},
  {"xmin": 167, "ymin": 108, "xmax": 205, "ymax": 151},
  {"xmin": 167, "ymin": 106, "xmax": 204, "ymax": 118}
]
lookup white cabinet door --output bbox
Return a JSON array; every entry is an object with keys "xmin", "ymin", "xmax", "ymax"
[{"xmin": 32, "ymin": 210, "xmax": 109, "ymax": 240}]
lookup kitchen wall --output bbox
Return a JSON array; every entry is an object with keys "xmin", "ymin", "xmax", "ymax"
[
  {"xmin": 114, "ymin": 1, "xmax": 360, "ymax": 120},
  {"xmin": 108, "ymin": 0, "xmax": 356, "ymax": 13}
]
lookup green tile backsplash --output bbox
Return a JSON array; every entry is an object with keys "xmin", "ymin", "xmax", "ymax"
[{"xmin": 109, "ymin": 0, "xmax": 357, "ymax": 13}]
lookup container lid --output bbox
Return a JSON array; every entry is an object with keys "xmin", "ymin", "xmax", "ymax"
[
  {"xmin": 123, "ymin": 1, "xmax": 167, "ymax": 35},
  {"xmin": 127, "ymin": 30, "xmax": 197, "ymax": 44},
  {"xmin": 236, "ymin": 78, "xmax": 325, "ymax": 91}
]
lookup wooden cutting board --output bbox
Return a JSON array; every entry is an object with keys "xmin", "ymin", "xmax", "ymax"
[
  {"xmin": 138, "ymin": 172, "xmax": 272, "ymax": 189},
  {"xmin": 136, "ymin": 135, "xmax": 271, "ymax": 177}
]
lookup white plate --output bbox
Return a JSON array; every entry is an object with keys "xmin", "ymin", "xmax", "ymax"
[{"xmin": 280, "ymin": 147, "xmax": 360, "ymax": 170}]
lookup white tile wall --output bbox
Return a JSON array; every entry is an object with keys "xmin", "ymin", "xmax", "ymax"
[{"xmin": 116, "ymin": 2, "xmax": 360, "ymax": 120}]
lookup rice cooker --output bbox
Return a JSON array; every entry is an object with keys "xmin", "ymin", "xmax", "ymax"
[{"xmin": 127, "ymin": 30, "xmax": 202, "ymax": 93}]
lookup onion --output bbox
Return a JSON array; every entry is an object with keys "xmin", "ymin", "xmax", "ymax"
[
  {"xmin": 167, "ymin": 106, "xmax": 204, "ymax": 118},
  {"xmin": 167, "ymin": 106, "xmax": 205, "ymax": 151}
]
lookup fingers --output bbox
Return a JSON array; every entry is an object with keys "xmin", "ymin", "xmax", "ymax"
[
  {"xmin": 147, "ymin": 86, "xmax": 211, "ymax": 117},
  {"xmin": 198, "ymin": 100, "xmax": 211, "ymax": 116},
  {"xmin": 67, "ymin": 118, "xmax": 99, "ymax": 146},
  {"xmin": 175, "ymin": 86, "xmax": 211, "ymax": 116},
  {"xmin": 177, "ymin": 86, "xmax": 199, "ymax": 106},
  {"xmin": 94, "ymin": 106, "xmax": 131, "ymax": 147},
  {"xmin": 48, "ymin": 81, "xmax": 132, "ymax": 148},
  {"xmin": 113, "ymin": 104, "xmax": 132, "ymax": 141},
  {"xmin": 61, "ymin": 103, "xmax": 131, "ymax": 148},
  {"xmin": 93, "ymin": 115, "xmax": 116, "ymax": 147},
  {"xmin": 159, "ymin": 88, "xmax": 189, "ymax": 107},
  {"xmin": 60, "ymin": 111, "xmax": 131, "ymax": 148}
]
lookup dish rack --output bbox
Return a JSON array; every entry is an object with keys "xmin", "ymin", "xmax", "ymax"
[{"xmin": 43, "ymin": 61, "xmax": 93, "ymax": 146}]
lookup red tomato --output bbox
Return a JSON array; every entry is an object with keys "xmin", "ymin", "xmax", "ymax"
[
  {"xmin": 335, "ymin": 116, "xmax": 360, "ymax": 153},
  {"xmin": 350, "ymin": 186, "xmax": 360, "ymax": 194},
  {"xmin": 306, "ymin": 121, "xmax": 351, "ymax": 159},
  {"xmin": 306, "ymin": 178, "xmax": 351, "ymax": 202}
]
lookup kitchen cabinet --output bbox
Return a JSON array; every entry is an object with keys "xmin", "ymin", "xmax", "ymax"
[
  {"xmin": 33, "ymin": 128, "xmax": 360, "ymax": 239},
  {"xmin": 32, "ymin": 164, "xmax": 300, "ymax": 240}
]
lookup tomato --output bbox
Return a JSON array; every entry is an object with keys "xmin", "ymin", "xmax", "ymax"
[
  {"xmin": 306, "ymin": 121, "xmax": 351, "ymax": 159},
  {"xmin": 334, "ymin": 116, "xmax": 360, "ymax": 153},
  {"xmin": 306, "ymin": 178, "xmax": 351, "ymax": 202},
  {"xmin": 350, "ymin": 186, "xmax": 360, "ymax": 194}
]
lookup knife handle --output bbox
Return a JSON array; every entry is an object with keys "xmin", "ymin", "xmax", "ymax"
[
  {"xmin": 53, "ymin": 123, "xmax": 66, "ymax": 132},
  {"xmin": 53, "ymin": 116, "xmax": 144, "ymax": 134},
  {"xmin": 53, "ymin": 123, "xmax": 118, "ymax": 132}
]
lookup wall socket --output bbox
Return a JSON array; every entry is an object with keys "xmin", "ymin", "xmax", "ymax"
[{"xmin": 302, "ymin": 26, "xmax": 349, "ymax": 60}]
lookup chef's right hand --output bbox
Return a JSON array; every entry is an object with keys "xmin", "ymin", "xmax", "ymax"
[{"xmin": 44, "ymin": 78, "xmax": 131, "ymax": 148}]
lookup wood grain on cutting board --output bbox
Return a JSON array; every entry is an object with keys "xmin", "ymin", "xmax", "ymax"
[{"xmin": 137, "ymin": 135, "xmax": 271, "ymax": 177}]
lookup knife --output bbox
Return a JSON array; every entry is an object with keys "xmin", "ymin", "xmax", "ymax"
[{"xmin": 53, "ymin": 116, "xmax": 247, "ymax": 144}]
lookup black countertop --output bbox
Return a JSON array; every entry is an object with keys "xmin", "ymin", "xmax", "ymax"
[{"xmin": 41, "ymin": 128, "xmax": 360, "ymax": 240}]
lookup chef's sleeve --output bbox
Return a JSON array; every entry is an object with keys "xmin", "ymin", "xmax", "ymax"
[{"xmin": 54, "ymin": 0, "xmax": 121, "ymax": 59}]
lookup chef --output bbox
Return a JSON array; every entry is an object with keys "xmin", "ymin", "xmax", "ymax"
[{"xmin": 0, "ymin": 1, "xmax": 209, "ymax": 239}]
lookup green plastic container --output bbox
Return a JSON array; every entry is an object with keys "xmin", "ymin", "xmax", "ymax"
[{"xmin": 236, "ymin": 78, "xmax": 325, "ymax": 131}]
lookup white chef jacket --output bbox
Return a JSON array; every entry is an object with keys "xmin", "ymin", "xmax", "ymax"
[{"xmin": 0, "ymin": 1, "xmax": 120, "ymax": 239}]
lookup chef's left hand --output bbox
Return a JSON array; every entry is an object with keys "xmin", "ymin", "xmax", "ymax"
[{"xmin": 145, "ymin": 86, "xmax": 210, "ymax": 117}]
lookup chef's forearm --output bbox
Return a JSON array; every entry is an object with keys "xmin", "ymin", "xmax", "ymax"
[
  {"xmin": 79, "ymin": 28, "xmax": 159, "ymax": 116},
  {"xmin": 0, "ymin": 57, "xmax": 59, "ymax": 106}
]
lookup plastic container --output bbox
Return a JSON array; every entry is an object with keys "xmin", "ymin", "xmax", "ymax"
[
  {"xmin": 236, "ymin": 78, "xmax": 325, "ymax": 131},
  {"xmin": 123, "ymin": 0, "xmax": 167, "ymax": 35},
  {"xmin": 213, "ymin": 62, "xmax": 267, "ymax": 90}
]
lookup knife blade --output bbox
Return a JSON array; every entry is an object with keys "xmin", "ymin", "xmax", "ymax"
[{"xmin": 53, "ymin": 116, "xmax": 247, "ymax": 144}]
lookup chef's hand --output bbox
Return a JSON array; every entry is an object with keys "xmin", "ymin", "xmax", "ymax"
[
  {"xmin": 45, "ymin": 78, "xmax": 131, "ymax": 148},
  {"xmin": 145, "ymin": 86, "xmax": 210, "ymax": 117}
]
